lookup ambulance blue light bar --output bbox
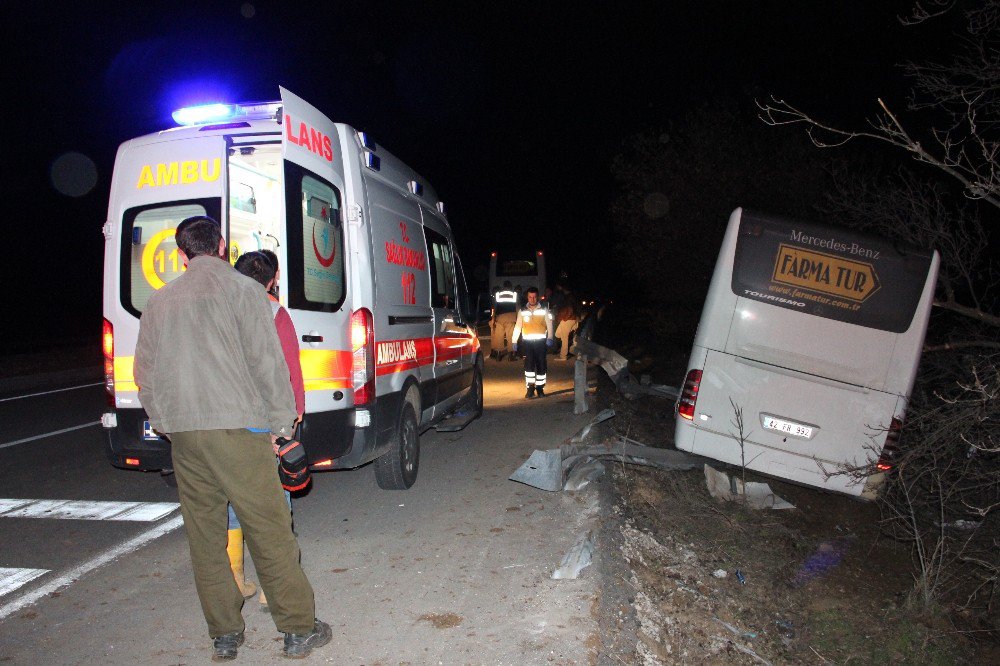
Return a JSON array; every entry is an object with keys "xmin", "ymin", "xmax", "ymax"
[
  {"xmin": 357, "ymin": 131, "xmax": 377, "ymax": 151},
  {"xmin": 171, "ymin": 101, "xmax": 282, "ymax": 126},
  {"xmin": 407, "ymin": 181, "xmax": 424, "ymax": 197}
]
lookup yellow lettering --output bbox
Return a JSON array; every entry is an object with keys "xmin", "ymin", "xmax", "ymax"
[
  {"xmin": 180, "ymin": 160, "xmax": 198, "ymax": 184},
  {"xmin": 137, "ymin": 157, "xmax": 221, "ymax": 189},
  {"xmin": 136, "ymin": 165, "xmax": 155, "ymax": 189},
  {"xmin": 201, "ymin": 158, "xmax": 221, "ymax": 182},
  {"xmin": 156, "ymin": 162, "xmax": 178, "ymax": 186}
]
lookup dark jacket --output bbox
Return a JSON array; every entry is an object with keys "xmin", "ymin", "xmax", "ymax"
[{"xmin": 135, "ymin": 255, "xmax": 296, "ymax": 436}]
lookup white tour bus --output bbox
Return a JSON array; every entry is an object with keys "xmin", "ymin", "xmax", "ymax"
[
  {"xmin": 488, "ymin": 250, "xmax": 546, "ymax": 300},
  {"xmin": 101, "ymin": 87, "xmax": 483, "ymax": 489},
  {"xmin": 675, "ymin": 208, "xmax": 939, "ymax": 498}
]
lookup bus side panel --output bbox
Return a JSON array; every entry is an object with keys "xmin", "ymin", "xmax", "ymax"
[
  {"xmin": 690, "ymin": 209, "xmax": 743, "ymax": 354},
  {"xmin": 884, "ymin": 251, "xmax": 940, "ymax": 396}
]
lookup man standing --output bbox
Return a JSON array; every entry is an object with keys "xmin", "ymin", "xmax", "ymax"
[
  {"xmin": 490, "ymin": 280, "xmax": 519, "ymax": 361},
  {"xmin": 511, "ymin": 286, "xmax": 554, "ymax": 398},
  {"xmin": 135, "ymin": 216, "xmax": 330, "ymax": 661}
]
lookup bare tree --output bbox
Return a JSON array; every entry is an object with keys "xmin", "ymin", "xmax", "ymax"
[
  {"xmin": 759, "ymin": 1, "xmax": 1000, "ymax": 214},
  {"xmin": 820, "ymin": 167, "xmax": 1000, "ymax": 333}
]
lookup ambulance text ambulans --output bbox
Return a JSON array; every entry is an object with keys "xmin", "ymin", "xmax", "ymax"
[{"xmin": 101, "ymin": 88, "xmax": 483, "ymax": 490}]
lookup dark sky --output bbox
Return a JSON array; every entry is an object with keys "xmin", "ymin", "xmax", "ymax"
[{"xmin": 3, "ymin": 0, "xmax": 939, "ymax": 351}]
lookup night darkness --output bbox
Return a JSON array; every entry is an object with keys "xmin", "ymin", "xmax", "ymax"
[{"xmin": 3, "ymin": 1, "xmax": 940, "ymax": 353}]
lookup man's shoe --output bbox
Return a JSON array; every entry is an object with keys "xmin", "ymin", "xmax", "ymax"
[
  {"xmin": 525, "ymin": 386, "xmax": 535, "ymax": 399},
  {"xmin": 536, "ymin": 386, "xmax": 545, "ymax": 398},
  {"xmin": 212, "ymin": 631, "xmax": 244, "ymax": 662},
  {"xmin": 283, "ymin": 619, "xmax": 332, "ymax": 659}
]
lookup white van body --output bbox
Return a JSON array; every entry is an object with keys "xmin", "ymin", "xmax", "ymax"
[
  {"xmin": 101, "ymin": 88, "xmax": 482, "ymax": 489},
  {"xmin": 675, "ymin": 208, "xmax": 939, "ymax": 498}
]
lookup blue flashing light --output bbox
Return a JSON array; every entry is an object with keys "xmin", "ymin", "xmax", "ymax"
[
  {"xmin": 171, "ymin": 100, "xmax": 281, "ymax": 127},
  {"xmin": 364, "ymin": 151, "xmax": 381, "ymax": 171},
  {"xmin": 357, "ymin": 131, "xmax": 377, "ymax": 151},
  {"xmin": 172, "ymin": 103, "xmax": 237, "ymax": 126},
  {"xmin": 407, "ymin": 180, "xmax": 424, "ymax": 197}
]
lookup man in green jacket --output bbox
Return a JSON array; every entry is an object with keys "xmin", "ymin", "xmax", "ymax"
[{"xmin": 135, "ymin": 216, "xmax": 330, "ymax": 661}]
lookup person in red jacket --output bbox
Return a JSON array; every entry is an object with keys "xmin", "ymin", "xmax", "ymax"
[{"xmin": 231, "ymin": 251, "xmax": 305, "ymax": 611}]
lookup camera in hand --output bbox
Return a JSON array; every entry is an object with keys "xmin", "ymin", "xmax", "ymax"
[{"xmin": 276, "ymin": 437, "xmax": 311, "ymax": 492}]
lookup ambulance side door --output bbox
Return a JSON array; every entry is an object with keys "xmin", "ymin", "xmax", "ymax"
[{"xmin": 422, "ymin": 220, "xmax": 467, "ymax": 412}]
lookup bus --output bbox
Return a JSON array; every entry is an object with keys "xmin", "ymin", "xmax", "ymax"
[
  {"xmin": 675, "ymin": 208, "xmax": 939, "ymax": 499},
  {"xmin": 488, "ymin": 251, "xmax": 546, "ymax": 302}
]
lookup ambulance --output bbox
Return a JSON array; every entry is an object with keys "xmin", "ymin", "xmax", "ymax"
[
  {"xmin": 101, "ymin": 88, "xmax": 483, "ymax": 490},
  {"xmin": 675, "ymin": 208, "xmax": 939, "ymax": 499}
]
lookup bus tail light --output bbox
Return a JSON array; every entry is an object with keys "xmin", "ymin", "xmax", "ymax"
[
  {"xmin": 351, "ymin": 308, "xmax": 375, "ymax": 406},
  {"xmin": 876, "ymin": 417, "xmax": 903, "ymax": 471},
  {"xmin": 677, "ymin": 369, "xmax": 702, "ymax": 421},
  {"xmin": 102, "ymin": 318, "xmax": 115, "ymax": 408}
]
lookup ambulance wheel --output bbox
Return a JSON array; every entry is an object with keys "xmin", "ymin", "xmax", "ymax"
[
  {"xmin": 375, "ymin": 403, "xmax": 419, "ymax": 490},
  {"xmin": 467, "ymin": 366, "xmax": 484, "ymax": 419}
]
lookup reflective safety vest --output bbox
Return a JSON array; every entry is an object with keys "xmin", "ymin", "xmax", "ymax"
[
  {"xmin": 494, "ymin": 289, "xmax": 517, "ymax": 304},
  {"xmin": 513, "ymin": 303, "xmax": 553, "ymax": 341},
  {"xmin": 493, "ymin": 289, "xmax": 518, "ymax": 316}
]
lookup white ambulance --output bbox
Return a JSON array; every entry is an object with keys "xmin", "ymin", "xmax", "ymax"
[
  {"xmin": 675, "ymin": 208, "xmax": 939, "ymax": 499},
  {"xmin": 101, "ymin": 87, "xmax": 482, "ymax": 489}
]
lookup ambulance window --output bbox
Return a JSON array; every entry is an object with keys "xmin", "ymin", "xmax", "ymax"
[
  {"xmin": 454, "ymin": 253, "xmax": 473, "ymax": 322},
  {"xmin": 284, "ymin": 164, "xmax": 345, "ymax": 312},
  {"xmin": 230, "ymin": 182, "xmax": 256, "ymax": 214},
  {"xmin": 425, "ymin": 228, "xmax": 457, "ymax": 310},
  {"xmin": 120, "ymin": 199, "xmax": 220, "ymax": 317}
]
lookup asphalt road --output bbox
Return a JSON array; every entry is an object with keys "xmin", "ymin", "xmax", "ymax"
[{"xmin": 0, "ymin": 354, "xmax": 603, "ymax": 664}]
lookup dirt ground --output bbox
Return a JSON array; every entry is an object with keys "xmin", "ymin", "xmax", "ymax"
[{"xmin": 587, "ymin": 306, "xmax": 996, "ymax": 665}]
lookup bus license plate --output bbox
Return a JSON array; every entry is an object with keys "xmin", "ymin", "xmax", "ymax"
[
  {"xmin": 761, "ymin": 415, "xmax": 814, "ymax": 439},
  {"xmin": 142, "ymin": 421, "xmax": 160, "ymax": 441}
]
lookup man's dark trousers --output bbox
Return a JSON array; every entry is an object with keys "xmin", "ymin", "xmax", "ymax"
[
  {"xmin": 170, "ymin": 429, "xmax": 315, "ymax": 637},
  {"xmin": 522, "ymin": 339, "xmax": 548, "ymax": 388}
]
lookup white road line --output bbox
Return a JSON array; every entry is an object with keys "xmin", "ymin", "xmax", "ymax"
[
  {"xmin": 0, "ymin": 514, "xmax": 184, "ymax": 620},
  {"xmin": 0, "ymin": 421, "xmax": 100, "ymax": 450},
  {"xmin": 0, "ymin": 568, "xmax": 50, "ymax": 596},
  {"xmin": 0, "ymin": 499, "xmax": 179, "ymax": 522},
  {"xmin": 0, "ymin": 382, "xmax": 103, "ymax": 403}
]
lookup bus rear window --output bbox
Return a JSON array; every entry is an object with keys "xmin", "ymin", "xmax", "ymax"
[
  {"xmin": 498, "ymin": 259, "xmax": 537, "ymax": 276},
  {"xmin": 731, "ymin": 211, "xmax": 934, "ymax": 333},
  {"xmin": 120, "ymin": 199, "xmax": 219, "ymax": 317}
]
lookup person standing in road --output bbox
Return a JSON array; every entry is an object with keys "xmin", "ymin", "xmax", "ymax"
[
  {"xmin": 134, "ymin": 216, "xmax": 330, "ymax": 661},
  {"xmin": 554, "ymin": 290, "xmax": 579, "ymax": 361},
  {"xmin": 511, "ymin": 286, "xmax": 554, "ymax": 398},
  {"xmin": 232, "ymin": 250, "xmax": 305, "ymax": 613},
  {"xmin": 490, "ymin": 280, "xmax": 519, "ymax": 361}
]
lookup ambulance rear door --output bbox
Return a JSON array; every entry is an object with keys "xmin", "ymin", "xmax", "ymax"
[
  {"xmin": 279, "ymin": 88, "xmax": 351, "ymax": 419},
  {"xmin": 108, "ymin": 134, "xmax": 228, "ymax": 411}
]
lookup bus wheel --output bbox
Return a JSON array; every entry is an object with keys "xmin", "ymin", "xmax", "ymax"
[{"xmin": 375, "ymin": 402, "xmax": 419, "ymax": 490}]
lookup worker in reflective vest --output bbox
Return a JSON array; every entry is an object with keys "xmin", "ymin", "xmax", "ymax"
[
  {"xmin": 491, "ymin": 283, "xmax": 519, "ymax": 361},
  {"xmin": 511, "ymin": 286, "xmax": 554, "ymax": 398}
]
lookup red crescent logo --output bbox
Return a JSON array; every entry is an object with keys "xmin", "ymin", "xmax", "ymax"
[{"xmin": 312, "ymin": 223, "xmax": 336, "ymax": 268}]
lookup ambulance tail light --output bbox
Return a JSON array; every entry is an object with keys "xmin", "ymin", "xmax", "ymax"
[
  {"xmin": 351, "ymin": 308, "xmax": 375, "ymax": 406},
  {"xmin": 102, "ymin": 318, "xmax": 115, "ymax": 407},
  {"xmin": 876, "ymin": 417, "xmax": 903, "ymax": 472},
  {"xmin": 677, "ymin": 369, "xmax": 702, "ymax": 421}
]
